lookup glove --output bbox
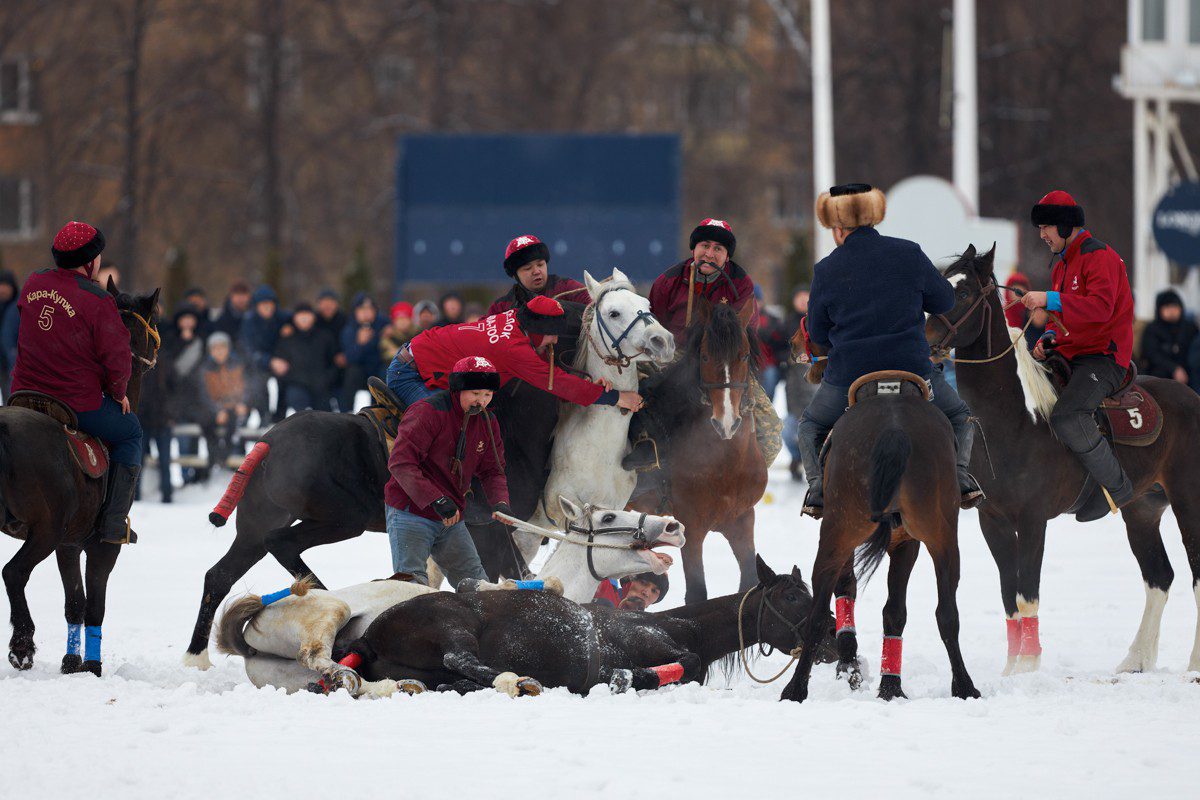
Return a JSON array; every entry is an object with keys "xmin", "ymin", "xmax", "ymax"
[
  {"xmin": 1038, "ymin": 330, "xmax": 1057, "ymax": 348},
  {"xmin": 431, "ymin": 496, "xmax": 458, "ymax": 522},
  {"xmin": 493, "ymin": 502, "xmax": 513, "ymax": 519}
]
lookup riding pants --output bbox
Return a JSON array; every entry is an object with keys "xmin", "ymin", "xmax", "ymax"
[
  {"xmin": 1048, "ymin": 354, "xmax": 1127, "ymax": 487},
  {"xmin": 386, "ymin": 505, "xmax": 487, "ymax": 588},
  {"xmin": 799, "ymin": 364, "xmax": 970, "ymax": 483},
  {"xmin": 386, "ymin": 357, "xmax": 436, "ymax": 408},
  {"xmin": 75, "ymin": 395, "xmax": 143, "ymax": 466}
]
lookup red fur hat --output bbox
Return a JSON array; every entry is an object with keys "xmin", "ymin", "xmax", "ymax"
[
  {"xmin": 449, "ymin": 355, "xmax": 501, "ymax": 392},
  {"xmin": 504, "ymin": 235, "xmax": 551, "ymax": 277},
  {"xmin": 1030, "ymin": 190, "xmax": 1084, "ymax": 230}
]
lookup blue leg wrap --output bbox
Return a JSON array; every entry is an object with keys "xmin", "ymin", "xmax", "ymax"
[
  {"xmin": 513, "ymin": 580, "xmax": 545, "ymax": 591},
  {"xmin": 85, "ymin": 626, "xmax": 102, "ymax": 662},
  {"xmin": 260, "ymin": 587, "xmax": 292, "ymax": 606},
  {"xmin": 67, "ymin": 624, "xmax": 82, "ymax": 657}
]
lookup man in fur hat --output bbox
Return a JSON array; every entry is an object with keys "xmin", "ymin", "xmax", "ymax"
[
  {"xmin": 799, "ymin": 183, "xmax": 984, "ymax": 518},
  {"xmin": 487, "ymin": 234, "xmax": 590, "ymax": 315}
]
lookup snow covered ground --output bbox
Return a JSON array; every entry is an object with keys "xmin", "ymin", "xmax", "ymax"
[{"xmin": 3, "ymin": 463, "xmax": 1199, "ymax": 799}]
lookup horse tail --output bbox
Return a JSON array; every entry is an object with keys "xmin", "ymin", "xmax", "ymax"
[
  {"xmin": 854, "ymin": 428, "xmax": 911, "ymax": 584},
  {"xmin": 214, "ymin": 593, "xmax": 264, "ymax": 658},
  {"xmin": 209, "ymin": 441, "xmax": 270, "ymax": 527}
]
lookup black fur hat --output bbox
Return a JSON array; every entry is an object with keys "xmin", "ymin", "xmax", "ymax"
[
  {"xmin": 448, "ymin": 356, "xmax": 501, "ymax": 392},
  {"xmin": 515, "ymin": 296, "xmax": 585, "ymax": 338}
]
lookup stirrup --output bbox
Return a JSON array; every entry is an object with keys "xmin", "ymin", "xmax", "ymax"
[
  {"xmin": 958, "ymin": 471, "xmax": 986, "ymax": 510},
  {"xmin": 100, "ymin": 518, "xmax": 137, "ymax": 545},
  {"xmin": 622, "ymin": 435, "xmax": 660, "ymax": 472},
  {"xmin": 802, "ymin": 485, "xmax": 824, "ymax": 520}
]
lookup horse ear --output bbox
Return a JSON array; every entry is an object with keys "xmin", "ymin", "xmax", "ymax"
[
  {"xmin": 558, "ymin": 495, "xmax": 582, "ymax": 522},
  {"xmin": 143, "ymin": 288, "xmax": 161, "ymax": 318},
  {"xmin": 611, "ymin": 267, "xmax": 630, "ymax": 286},
  {"xmin": 791, "ymin": 565, "xmax": 805, "ymax": 583},
  {"xmin": 106, "ymin": 275, "xmax": 119, "ymax": 296},
  {"xmin": 755, "ymin": 554, "xmax": 776, "ymax": 584},
  {"xmin": 736, "ymin": 298, "xmax": 756, "ymax": 329},
  {"xmin": 963, "ymin": 244, "xmax": 977, "ymax": 262},
  {"xmin": 583, "ymin": 271, "xmax": 601, "ymax": 301}
]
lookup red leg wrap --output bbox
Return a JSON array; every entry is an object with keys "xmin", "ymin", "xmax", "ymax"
[
  {"xmin": 881, "ymin": 636, "xmax": 903, "ymax": 677},
  {"xmin": 209, "ymin": 442, "xmax": 270, "ymax": 526},
  {"xmin": 835, "ymin": 596, "xmax": 856, "ymax": 635},
  {"xmin": 338, "ymin": 653, "xmax": 363, "ymax": 670},
  {"xmin": 652, "ymin": 662, "xmax": 685, "ymax": 686},
  {"xmin": 1006, "ymin": 618, "xmax": 1021, "ymax": 658},
  {"xmin": 1020, "ymin": 616, "xmax": 1042, "ymax": 657}
]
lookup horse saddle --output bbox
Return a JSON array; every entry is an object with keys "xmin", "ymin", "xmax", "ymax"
[
  {"xmin": 847, "ymin": 370, "xmax": 932, "ymax": 407},
  {"xmin": 357, "ymin": 377, "xmax": 404, "ymax": 452},
  {"xmin": 1045, "ymin": 358, "xmax": 1163, "ymax": 448},
  {"xmin": 6, "ymin": 391, "xmax": 109, "ymax": 479}
]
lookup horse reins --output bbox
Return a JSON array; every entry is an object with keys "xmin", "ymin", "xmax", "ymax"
[
  {"xmin": 122, "ymin": 309, "xmax": 161, "ymax": 370},
  {"xmin": 736, "ymin": 583, "xmax": 805, "ymax": 684},
  {"xmin": 568, "ymin": 511, "xmax": 652, "ymax": 581},
  {"xmin": 931, "ymin": 280, "xmax": 1067, "ymax": 366}
]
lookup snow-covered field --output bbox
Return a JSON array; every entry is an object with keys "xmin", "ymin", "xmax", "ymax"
[{"xmin": 4, "ymin": 464, "xmax": 1199, "ymax": 799}]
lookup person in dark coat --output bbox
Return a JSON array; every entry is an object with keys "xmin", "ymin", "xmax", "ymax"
[
  {"xmin": 273, "ymin": 303, "xmax": 338, "ymax": 412},
  {"xmin": 315, "ymin": 288, "xmax": 347, "ymax": 409},
  {"xmin": 1139, "ymin": 289, "xmax": 1197, "ymax": 384},
  {"xmin": 136, "ymin": 299, "xmax": 174, "ymax": 503},
  {"xmin": 0, "ymin": 269, "xmax": 18, "ymax": 400},
  {"xmin": 486, "ymin": 235, "xmax": 590, "ymax": 316},
  {"xmin": 782, "ymin": 287, "xmax": 817, "ymax": 482},
  {"xmin": 200, "ymin": 331, "xmax": 249, "ymax": 468},
  {"xmin": 433, "ymin": 291, "xmax": 466, "ymax": 328},
  {"xmin": 240, "ymin": 285, "xmax": 290, "ymax": 423},
  {"xmin": 164, "ymin": 306, "xmax": 209, "ymax": 482},
  {"xmin": 211, "ymin": 281, "xmax": 252, "ymax": 339},
  {"xmin": 339, "ymin": 292, "xmax": 387, "ymax": 412},
  {"xmin": 800, "ymin": 183, "xmax": 983, "ymax": 517}
]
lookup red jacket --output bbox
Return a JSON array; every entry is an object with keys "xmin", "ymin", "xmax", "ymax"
[
  {"xmin": 11, "ymin": 268, "xmax": 131, "ymax": 412},
  {"xmin": 649, "ymin": 258, "xmax": 757, "ymax": 344},
  {"xmin": 486, "ymin": 275, "xmax": 590, "ymax": 316},
  {"xmin": 384, "ymin": 390, "xmax": 509, "ymax": 521},
  {"xmin": 592, "ymin": 579, "xmax": 622, "ymax": 607},
  {"xmin": 410, "ymin": 310, "xmax": 606, "ymax": 406},
  {"xmin": 1046, "ymin": 231, "xmax": 1134, "ymax": 367}
]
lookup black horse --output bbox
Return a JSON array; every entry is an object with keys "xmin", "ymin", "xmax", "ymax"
[
  {"xmin": 183, "ymin": 365, "xmax": 568, "ymax": 667},
  {"xmin": 1, "ymin": 281, "xmax": 161, "ymax": 675},
  {"xmin": 926, "ymin": 246, "xmax": 1200, "ymax": 674},
  {"xmin": 342, "ymin": 555, "xmax": 836, "ymax": 694}
]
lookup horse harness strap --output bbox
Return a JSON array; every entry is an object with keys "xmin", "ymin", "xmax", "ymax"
[
  {"xmin": 121, "ymin": 309, "xmax": 161, "ymax": 370},
  {"xmin": 588, "ymin": 285, "xmax": 658, "ymax": 371},
  {"xmin": 568, "ymin": 512, "xmax": 651, "ymax": 582},
  {"xmin": 736, "ymin": 584, "xmax": 804, "ymax": 684}
]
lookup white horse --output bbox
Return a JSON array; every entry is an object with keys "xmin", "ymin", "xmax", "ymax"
[
  {"xmin": 215, "ymin": 500, "xmax": 683, "ymax": 696},
  {"xmin": 522, "ymin": 269, "xmax": 674, "ymax": 563}
]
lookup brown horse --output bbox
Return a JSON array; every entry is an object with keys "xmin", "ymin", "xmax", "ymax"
[
  {"xmin": 1, "ymin": 281, "xmax": 161, "ymax": 675},
  {"xmin": 926, "ymin": 245, "xmax": 1200, "ymax": 674},
  {"xmin": 633, "ymin": 299, "xmax": 766, "ymax": 604},
  {"xmin": 780, "ymin": 326, "xmax": 979, "ymax": 702}
]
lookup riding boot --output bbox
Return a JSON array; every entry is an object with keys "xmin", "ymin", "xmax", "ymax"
[
  {"xmin": 800, "ymin": 431, "xmax": 825, "ymax": 519},
  {"xmin": 952, "ymin": 419, "xmax": 986, "ymax": 510},
  {"xmin": 1071, "ymin": 440, "xmax": 1135, "ymax": 523},
  {"xmin": 621, "ymin": 412, "xmax": 660, "ymax": 472},
  {"xmin": 99, "ymin": 463, "xmax": 140, "ymax": 545}
]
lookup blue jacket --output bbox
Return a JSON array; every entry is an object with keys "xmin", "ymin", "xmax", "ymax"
[
  {"xmin": 807, "ymin": 227, "xmax": 953, "ymax": 386},
  {"xmin": 341, "ymin": 316, "xmax": 388, "ymax": 375},
  {"xmin": 239, "ymin": 309, "xmax": 290, "ymax": 372}
]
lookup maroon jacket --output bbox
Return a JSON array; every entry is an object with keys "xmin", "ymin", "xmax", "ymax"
[
  {"xmin": 11, "ymin": 267, "xmax": 131, "ymax": 412},
  {"xmin": 486, "ymin": 275, "xmax": 590, "ymax": 316},
  {"xmin": 384, "ymin": 390, "xmax": 509, "ymax": 522},
  {"xmin": 649, "ymin": 258, "xmax": 757, "ymax": 344}
]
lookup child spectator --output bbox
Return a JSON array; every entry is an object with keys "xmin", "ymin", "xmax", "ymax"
[
  {"xmin": 380, "ymin": 301, "xmax": 416, "ymax": 362},
  {"xmin": 201, "ymin": 332, "xmax": 249, "ymax": 468}
]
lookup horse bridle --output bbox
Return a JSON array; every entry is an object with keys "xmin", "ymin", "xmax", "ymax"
[
  {"xmin": 588, "ymin": 286, "xmax": 659, "ymax": 370},
  {"xmin": 122, "ymin": 309, "xmax": 161, "ymax": 370},
  {"xmin": 928, "ymin": 277, "xmax": 997, "ymax": 358},
  {"xmin": 567, "ymin": 507, "xmax": 652, "ymax": 581}
]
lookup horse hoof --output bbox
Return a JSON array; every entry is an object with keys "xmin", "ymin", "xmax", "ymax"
[
  {"xmin": 779, "ymin": 681, "xmax": 808, "ymax": 703},
  {"xmin": 609, "ymin": 669, "xmax": 633, "ymax": 694},
  {"xmin": 61, "ymin": 654, "xmax": 84, "ymax": 674},
  {"xmin": 8, "ymin": 650, "xmax": 33, "ymax": 671},
  {"xmin": 81, "ymin": 660, "xmax": 102, "ymax": 677},
  {"xmin": 515, "ymin": 677, "xmax": 543, "ymax": 697},
  {"xmin": 877, "ymin": 676, "xmax": 906, "ymax": 701},
  {"xmin": 181, "ymin": 649, "xmax": 214, "ymax": 671},
  {"xmin": 397, "ymin": 679, "xmax": 427, "ymax": 695},
  {"xmin": 953, "ymin": 682, "xmax": 982, "ymax": 700},
  {"xmin": 325, "ymin": 667, "xmax": 362, "ymax": 696},
  {"xmin": 836, "ymin": 659, "xmax": 864, "ymax": 691}
]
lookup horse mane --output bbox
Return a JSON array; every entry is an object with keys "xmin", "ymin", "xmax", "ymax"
[{"xmin": 1010, "ymin": 325, "xmax": 1058, "ymax": 421}]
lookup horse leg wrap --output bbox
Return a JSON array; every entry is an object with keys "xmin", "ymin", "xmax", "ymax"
[
  {"xmin": 66, "ymin": 623, "xmax": 82, "ymax": 657},
  {"xmin": 880, "ymin": 636, "xmax": 903, "ymax": 677},
  {"xmin": 1020, "ymin": 616, "xmax": 1042, "ymax": 657},
  {"xmin": 651, "ymin": 662, "xmax": 685, "ymax": 686},
  {"xmin": 1006, "ymin": 618, "xmax": 1022, "ymax": 659},
  {"xmin": 260, "ymin": 587, "xmax": 292, "ymax": 607},
  {"xmin": 84, "ymin": 626, "xmax": 102, "ymax": 663},
  {"xmin": 835, "ymin": 596, "xmax": 856, "ymax": 636},
  {"xmin": 209, "ymin": 442, "xmax": 270, "ymax": 526},
  {"xmin": 513, "ymin": 580, "xmax": 545, "ymax": 591},
  {"xmin": 317, "ymin": 652, "xmax": 365, "ymax": 694}
]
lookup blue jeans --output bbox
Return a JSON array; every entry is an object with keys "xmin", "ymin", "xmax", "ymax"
[
  {"xmin": 75, "ymin": 396, "xmax": 143, "ymax": 466},
  {"xmin": 386, "ymin": 505, "xmax": 487, "ymax": 588},
  {"xmin": 759, "ymin": 365, "xmax": 781, "ymax": 404},
  {"xmin": 138, "ymin": 426, "xmax": 173, "ymax": 502},
  {"xmin": 782, "ymin": 413, "xmax": 801, "ymax": 462},
  {"xmin": 386, "ymin": 358, "xmax": 436, "ymax": 407}
]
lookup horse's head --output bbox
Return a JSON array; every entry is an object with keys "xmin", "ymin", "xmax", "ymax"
[
  {"xmin": 559, "ymin": 496, "xmax": 685, "ymax": 578},
  {"xmin": 925, "ymin": 244, "xmax": 999, "ymax": 360},
  {"xmin": 691, "ymin": 298, "xmax": 755, "ymax": 439},
  {"xmin": 789, "ymin": 317, "xmax": 829, "ymax": 385},
  {"xmin": 582, "ymin": 269, "xmax": 674, "ymax": 366},
  {"xmin": 108, "ymin": 277, "xmax": 162, "ymax": 372},
  {"xmin": 751, "ymin": 556, "xmax": 837, "ymax": 664}
]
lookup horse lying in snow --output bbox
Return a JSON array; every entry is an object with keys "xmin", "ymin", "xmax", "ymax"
[
  {"xmin": 333, "ymin": 556, "xmax": 837, "ymax": 698},
  {"xmin": 216, "ymin": 501, "xmax": 683, "ymax": 694}
]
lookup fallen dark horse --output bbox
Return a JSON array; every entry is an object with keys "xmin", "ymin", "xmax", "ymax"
[{"xmin": 342, "ymin": 556, "xmax": 837, "ymax": 695}]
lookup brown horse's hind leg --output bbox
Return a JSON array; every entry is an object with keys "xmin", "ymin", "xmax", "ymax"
[
  {"xmin": 3, "ymin": 531, "xmax": 57, "ymax": 670},
  {"xmin": 927, "ymin": 538, "xmax": 980, "ymax": 699},
  {"xmin": 877, "ymin": 539, "xmax": 920, "ymax": 700},
  {"xmin": 78, "ymin": 539, "xmax": 122, "ymax": 676},
  {"xmin": 55, "ymin": 547, "xmax": 86, "ymax": 674},
  {"xmin": 833, "ymin": 565, "xmax": 863, "ymax": 689},
  {"xmin": 781, "ymin": 528, "xmax": 855, "ymax": 703},
  {"xmin": 1115, "ymin": 495, "xmax": 1172, "ymax": 673}
]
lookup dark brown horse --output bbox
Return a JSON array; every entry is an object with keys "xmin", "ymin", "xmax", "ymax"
[
  {"xmin": 781, "ymin": 326, "xmax": 979, "ymax": 702},
  {"xmin": 925, "ymin": 245, "xmax": 1200, "ymax": 674},
  {"xmin": 633, "ymin": 299, "xmax": 766, "ymax": 604},
  {"xmin": 1, "ymin": 281, "xmax": 161, "ymax": 675}
]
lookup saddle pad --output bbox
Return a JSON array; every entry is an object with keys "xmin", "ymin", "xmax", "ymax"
[
  {"xmin": 65, "ymin": 427, "xmax": 109, "ymax": 479},
  {"xmin": 848, "ymin": 370, "xmax": 932, "ymax": 407},
  {"xmin": 1100, "ymin": 385, "xmax": 1162, "ymax": 447}
]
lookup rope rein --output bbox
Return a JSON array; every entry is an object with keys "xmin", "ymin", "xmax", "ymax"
[{"xmin": 735, "ymin": 585, "xmax": 804, "ymax": 684}]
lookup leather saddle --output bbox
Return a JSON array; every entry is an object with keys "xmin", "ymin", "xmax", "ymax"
[
  {"xmin": 7, "ymin": 391, "xmax": 109, "ymax": 479},
  {"xmin": 357, "ymin": 377, "xmax": 404, "ymax": 452},
  {"xmin": 1044, "ymin": 357, "xmax": 1163, "ymax": 447},
  {"xmin": 847, "ymin": 370, "xmax": 932, "ymax": 407}
]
